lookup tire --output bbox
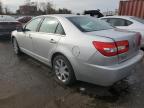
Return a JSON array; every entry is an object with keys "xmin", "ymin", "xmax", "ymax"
[
  {"xmin": 12, "ymin": 38, "xmax": 22, "ymax": 55},
  {"xmin": 53, "ymin": 55, "xmax": 76, "ymax": 86}
]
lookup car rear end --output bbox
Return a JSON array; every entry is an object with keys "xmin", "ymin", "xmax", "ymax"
[
  {"xmin": 0, "ymin": 15, "xmax": 22, "ymax": 38},
  {"xmin": 81, "ymin": 29, "xmax": 143, "ymax": 86},
  {"xmin": 66, "ymin": 16, "xmax": 143, "ymax": 86},
  {"xmin": 0, "ymin": 22, "xmax": 21, "ymax": 36}
]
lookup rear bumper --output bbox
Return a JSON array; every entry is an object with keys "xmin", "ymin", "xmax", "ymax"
[
  {"xmin": 77, "ymin": 50, "xmax": 144, "ymax": 86},
  {"xmin": 0, "ymin": 32, "xmax": 11, "ymax": 36}
]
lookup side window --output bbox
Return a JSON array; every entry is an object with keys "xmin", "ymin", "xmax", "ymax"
[
  {"xmin": 25, "ymin": 18, "xmax": 42, "ymax": 32},
  {"xmin": 108, "ymin": 18, "xmax": 124, "ymax": 26},
  {"xmin": 125, "ymin": 20, "xmax": 133, "ymax": 26},
  {"xmin": 55, "ymin": 23, "xmax": 65, "ymax": 35},
  {"xmin": 101, "ymin": 18, "xmax": 108, "ymax": 22},
  {"xmin": 39, "ymin": 17, "xmax": 59, "ymax": 33},
  {"xmin": 108, "ymin": 18, "xmax": 132, "ymax": 26}
]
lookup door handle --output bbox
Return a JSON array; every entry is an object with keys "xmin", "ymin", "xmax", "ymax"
[{"xmin": 50, "ymin": 39, "xmax": 57, "ymax": 44}]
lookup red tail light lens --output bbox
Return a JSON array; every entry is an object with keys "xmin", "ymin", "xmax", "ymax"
[
  {"xmin": 93, "ymin": 40, "xmax": 129, "ymax": 57},
  {"xmin": 116, "ymin": 40, "xmax": 129, "ymax": 54},
  {"xmin": 93, "ymin": 41, "xmax": 117, "ymax": 56}
]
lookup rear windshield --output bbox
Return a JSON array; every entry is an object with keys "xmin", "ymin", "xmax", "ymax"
[
  {"xmin": 0, "ymin": 15, "xmax": 16, "ymax": 21},
  {"xmin": 131, "ymin": 17, "xmax": 144, "ymax": 24},
  {"xmin": 67, "ymin": 16, "xmax": 113, "ymax": 32}
]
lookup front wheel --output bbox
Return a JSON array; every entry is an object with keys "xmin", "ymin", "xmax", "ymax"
[{"xmin": 53, "ymin": 55, "xmax": 76, "ymax": 85}]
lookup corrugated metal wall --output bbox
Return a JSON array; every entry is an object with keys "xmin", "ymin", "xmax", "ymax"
[{"xmin": 119, "ymin": 0, "xmax": 144, "ymax": 19}]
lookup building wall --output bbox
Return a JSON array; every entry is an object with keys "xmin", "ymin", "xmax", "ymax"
[{"xmin": 119, "ymin": 0, "xmax": 144, "ymax": 19}]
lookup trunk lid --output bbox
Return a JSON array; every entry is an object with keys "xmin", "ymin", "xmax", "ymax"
[{"xmin": 86, "ymin": 28, "xmax": 140, "ymax": 63}]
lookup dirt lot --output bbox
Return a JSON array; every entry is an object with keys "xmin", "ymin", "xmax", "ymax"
[{"xmin": 0, "ymin": 39, "xmax": 144, "ymax": 108}]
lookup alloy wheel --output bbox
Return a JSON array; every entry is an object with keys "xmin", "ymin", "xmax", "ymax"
[{"xmin": 54, "ymin": 59, "xmax": 70, "ymax": 83}]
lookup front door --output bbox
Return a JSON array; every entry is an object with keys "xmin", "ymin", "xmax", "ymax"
[{"xmin": 21, "ymin": 17, "xmax": 43, "ymax": 53}]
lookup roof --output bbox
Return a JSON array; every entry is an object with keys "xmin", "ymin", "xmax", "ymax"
[
  {"xmin": 41, "ymin": 14, "xmax": 81, "ymax": 18},
  {"xmin": 100, "ymin": 16, "xmax": 133, "ymax": 19},
  {"xmin": 53, "ymin": 14, "xmax": 79, "ymax": 17}
]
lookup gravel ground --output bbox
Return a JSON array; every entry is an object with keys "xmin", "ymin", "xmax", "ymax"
[{"xmin": 0, "ymin": 39, "xmax": 144, "ymax": 108}]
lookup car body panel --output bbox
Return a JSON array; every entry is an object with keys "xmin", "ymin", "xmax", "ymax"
[
  {"xmin": 31, "ymin": 32, "xmax": 61, "ymax": 62},
  {"xmin": 76, "ymin": 50, "xmax": 143, "ymax": 86}
]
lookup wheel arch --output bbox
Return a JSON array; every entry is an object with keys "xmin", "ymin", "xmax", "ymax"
[
  {"xmin": 51, "ymin": 51, "xmax": 79, "ymax": 77},
  {"xmin": 51, "ymin": 51, "xmax": 78, "ymax": 81},
  {"xmin": 51, "ymin": 52, "xmax": 69, "ymax": 67}
]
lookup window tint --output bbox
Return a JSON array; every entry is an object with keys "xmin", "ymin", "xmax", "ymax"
[
  {"xmin": 126, "ymin": 20, "xmax": 133, "ymax": 26},
  {"xmin": 67, "ymin": 16, "xmax": 113, "ymax": 32},
  {"xmin": 108, "ymin": 18, "xmax": 132, "ymax": 26},
  {"xmin": 25, "ymin": 18, "xmax": 42, "ymax": 32},
  {"xmin": 101, "ymin": 18, "xmax": 108, "ymax": 22},
  {"xmin": 39, "ymin": 17, "xmax": 59, "ymax": 33},
  {"xmin": 55, "ymin": 23, "xmax": 65, "ymax": 35}
]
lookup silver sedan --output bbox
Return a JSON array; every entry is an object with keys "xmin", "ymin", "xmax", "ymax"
[{"xmin": 11, "ymin": 15, "xmax": 144, "ymax": 86}]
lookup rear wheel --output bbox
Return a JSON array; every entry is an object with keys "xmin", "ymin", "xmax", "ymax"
[
  {"xmin": 12, "ymin": 38, "xmax": 22, "ymax": 55},
  {"xmin": 53, "ymin": 55, "xmax": 76, "ymax": 85}
]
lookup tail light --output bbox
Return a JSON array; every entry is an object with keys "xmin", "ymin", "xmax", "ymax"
[
  {"xmin": 93, "ymin": 40, "xmax": 129, "ymax": 57},
  {"xmin": 116, "ymin": 40, "xmax": 129, "ymax": 54},
  {"xmin": 92, "ymin": 41, "xmax": 117, "ymax": 56}
]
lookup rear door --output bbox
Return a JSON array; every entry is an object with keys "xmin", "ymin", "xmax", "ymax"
[{"xmin": 31, "ymin": 17, "xmax": 63, "ymax": 62}]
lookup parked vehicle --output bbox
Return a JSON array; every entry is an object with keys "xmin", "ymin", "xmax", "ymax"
[
  {"xmin": 0, "ymin": 15, "xmax": 22, "ymax": 38},
  {"xmin": 11, "ymin": 15, "xmax": 143, "ymax": 86},
  {"xmin": 16, "ymin": 16, "xmax": 32, "ymax": 24},
  {"xmin": 100, "ymin": 16, "xmax": 144, "ymax": 48}
]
